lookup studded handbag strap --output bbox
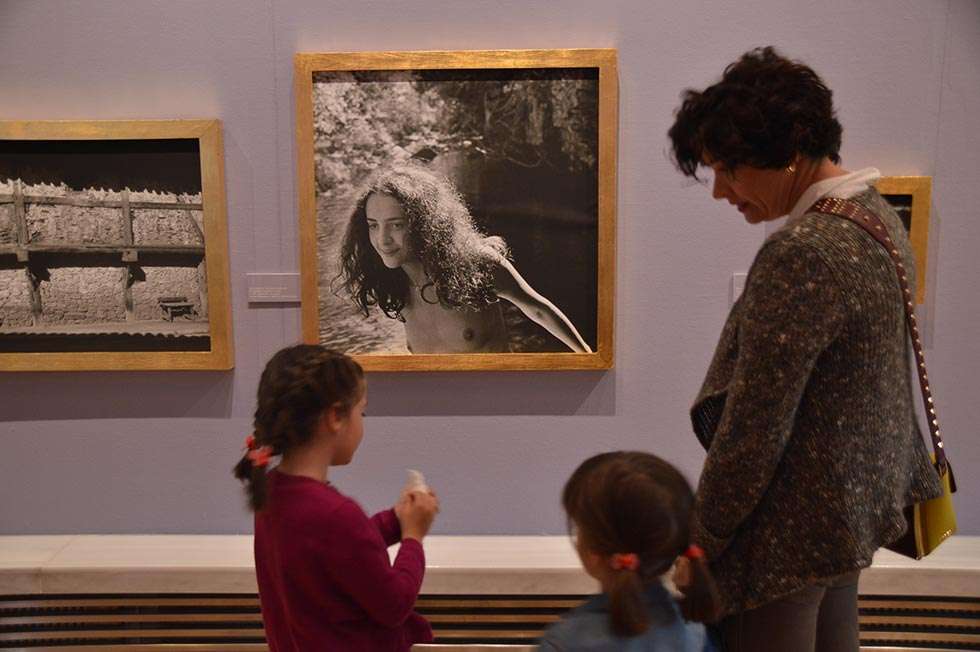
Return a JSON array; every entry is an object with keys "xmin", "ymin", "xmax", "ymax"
[{"xmin": 809, "ymin": 196, "xmax": 948, "ymax": 472}]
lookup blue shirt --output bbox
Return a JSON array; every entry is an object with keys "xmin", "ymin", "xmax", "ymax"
[{"xmin": 536, "ymin": 583, "xmax": 715, "ymax": 652}]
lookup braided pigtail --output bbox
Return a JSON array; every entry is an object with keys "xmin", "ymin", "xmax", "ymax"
[{"xmin": 233, "ymin": 433, "xmax": 274, "ymax": 511}]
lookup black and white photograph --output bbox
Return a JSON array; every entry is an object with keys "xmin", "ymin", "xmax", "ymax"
[
  {"xmin": 297, "ymin": 50, "xmax": 617, "ymax": 371},
  {"xmin": 0, "ymin": 120, "xmax": 233, "ymax": 370},
  {"xmin": 876, "ymin": 175, "xmax": 931, "ymax": 305}
]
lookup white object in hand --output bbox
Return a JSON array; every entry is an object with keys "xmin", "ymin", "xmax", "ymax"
[{"xmin": 404, "ymin": 469, "xmax": 429, "ymax": 494}]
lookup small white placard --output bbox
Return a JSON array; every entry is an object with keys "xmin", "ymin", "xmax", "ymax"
[
  {"xmin": 247, "ymin": 272, "xmax": 301, "ymax": 304},
  {"xmin": 731, "ymin": 272, "xmax": 747, "ymax": 305}
]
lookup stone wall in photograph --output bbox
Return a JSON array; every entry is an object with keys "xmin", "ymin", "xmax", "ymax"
[
  {"xmin": 0, "ymin": 181, "xmax": 208, "ymax": 326},
  {"xmin": 39, "ymin": 267, "xmax": 125, "ymax": 325},
  {"xmin": 0, "ymin": 203, "xmax": 15, "ymax": 244},
  {"xmin": 23, "ymin": 184, "xmax": 125, "ymax": 244},
  {"xmin": 132, "ymin": 266, "xmax": 204, "ymax": 322},
  {"xmin": 0, "ymin": 180, "xmax": 15, "ymax": 245},
  {"xmin": 0, "ymin": 269, "xmax": 32, "ymax": 327},
  {"xmin": 132, "ymin": 191, "xmax": 203, "ymax": 246},
  {"xmin": 1, "ymin": 180, "xmax": 204, "ymax": 246}
]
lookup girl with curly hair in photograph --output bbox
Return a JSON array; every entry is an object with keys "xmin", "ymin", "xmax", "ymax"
[{"xmin": 338, "ymin": 163, "xmax": 592, "ymax": 354}]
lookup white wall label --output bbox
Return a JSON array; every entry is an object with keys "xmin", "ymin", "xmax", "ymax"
[
  {"xmin": 247, "ymin": 272, "xmax": 301, "ymax": 304},
  {"xmin": 732, "ymin": 272, "xmax": 747, "ymax": 305}
]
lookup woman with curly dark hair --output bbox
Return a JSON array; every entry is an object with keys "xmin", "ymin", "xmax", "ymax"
[
  {"xmin": 338, "ymin": 163, "xmax": 591, "ymax": 353},
  {"xmin": 667, "ymin": 47, "xmax": 943, "ymax": 651}
]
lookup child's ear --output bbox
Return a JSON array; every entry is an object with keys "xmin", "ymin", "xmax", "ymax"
[
  {"xmin": 584, "ymin": 549, "xmax": 605, "ymax": 569},
  {"xmin": 578, "ymin": 548, "xmax": 608, "ymax": 581},
  {"xmin": 319, "ymin": 403, "xmax": 348, "ymax": 435}
]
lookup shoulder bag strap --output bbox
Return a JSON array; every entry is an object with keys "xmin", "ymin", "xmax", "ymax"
[{"xmin": 808, "ymin": 196, "xmax": 949, "ymax": 474}]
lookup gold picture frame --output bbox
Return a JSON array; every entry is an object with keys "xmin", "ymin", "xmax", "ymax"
[
  {"xmin": 875, "ymin": 176, "xmax": 931, "ymax": 304},
  {"xmin": 0, "ymin": 119, "xmax": 233, "ymax": 371},
  {"xmin": 295, "ymin": 49, "xmax": 617, "ymax": 371}
]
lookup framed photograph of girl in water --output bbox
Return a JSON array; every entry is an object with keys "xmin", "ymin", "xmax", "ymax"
[
  {"xmin": 0, "ymin": 120, "xmax": 233, "ymax": 371},
  {"xmin": 295, "ymin": 49, "xmax": 617, "ymax": 371}
]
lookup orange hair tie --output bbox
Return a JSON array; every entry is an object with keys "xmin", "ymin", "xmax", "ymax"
[
  {"xmin": 610, "ymin": 553, "xmax": 639, "ymax": 571},
  {"xmin": 247, "ymin": 446, "xmax": 272, "ymax": 468},
  {"xmin": 684, "ymin": 544, "xmax": 705, "ymax": 560},
  {"xmin": 244, "ymin": 434, "xmax": 256, "ymax": 451}
]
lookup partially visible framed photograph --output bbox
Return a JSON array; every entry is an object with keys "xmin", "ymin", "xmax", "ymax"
[
  {"xmin": 295, "ymin": 49, "xmax": 617, "ymax": 371},
  {"xmin": 0, "ymin": 120, "xmax": 233, "ymax": 371},
  {"xmin": 875, "ymin": 176, "xmax": 931, "ymax": 304}
]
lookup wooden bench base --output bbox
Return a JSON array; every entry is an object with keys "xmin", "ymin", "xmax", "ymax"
[
  {"xmin": 3, "ymin": 535, "xmax": 978, "ymax": 650},
  {"xmin": 2, "ymin": 593, "xmax": 979, "ymax": 650}
]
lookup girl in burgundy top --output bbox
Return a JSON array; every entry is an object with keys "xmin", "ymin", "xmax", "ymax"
[{"xmin": 234, "ymin": 345, "xmax": 440, "ymax": 651}]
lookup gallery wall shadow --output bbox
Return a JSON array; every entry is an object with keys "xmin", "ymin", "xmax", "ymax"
[
  {"xmin": 361, "ymin": 368, "xmax": 615, "ymax": 416},
  {"xmin": 0, "ymin": 370, "xmax": 235, "ymax": 421}
]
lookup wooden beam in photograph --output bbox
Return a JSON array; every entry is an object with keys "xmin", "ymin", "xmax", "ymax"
[
  {"xmin": 121, "ymin": 189, "xmax": 134, "ymax": 246},
  {"xmin": 180, "ymin": 198, "xmax": 206, "ymax": 242},
  {"xmin": 123, "ymin": 266, "xmax": 135, "ymax": 322},
  {"xmin": 0, "ymin": 194, "xmax": 203, "ymax": 212},
  {"xmin": 12, "ymin": 180, "xmax": 27, "ymax": 246},
  {"xmin": 120, "ymin": 189, "xmax": 136, "ymax": 321},
  {"xmin": 196, "ymin": 260, "xmax": 209, "ymax": 320},
  {"xmin": 0, "ymin": 243, "xmax": 204, "ymax": 256},
  {"xmin": 25, "ymin": 267, "xmax": 43, "ymax": 327},
  {"xmin": 0, "ymin": 244, "xmax": 204, "ymax": 271}
]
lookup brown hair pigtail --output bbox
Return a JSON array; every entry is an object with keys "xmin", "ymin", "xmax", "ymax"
[
  {"xmin": 607, "ymin": 566, "xmax": 650, "ymax": 637},
  {"xmin": 232, "ymin": 451, "xmax": 269, "ymax": 512},
  {"xmin": 678, "ymin": 553, "xmax": 722, "ymax": 623}
]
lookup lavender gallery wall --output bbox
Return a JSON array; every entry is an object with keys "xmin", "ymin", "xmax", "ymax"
[{"xmin": 1, "ymin": 0, "xmax": 978, "ymax": 535}]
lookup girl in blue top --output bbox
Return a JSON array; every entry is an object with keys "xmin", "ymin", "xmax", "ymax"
[{"xmin": 538, "ymin": 452, "xmax": 720, "ymax": 651}]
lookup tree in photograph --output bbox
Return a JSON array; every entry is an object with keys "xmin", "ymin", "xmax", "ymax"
[{"xmin": 312, "ymin": 71, "xmax": 598, "ymax": 199}]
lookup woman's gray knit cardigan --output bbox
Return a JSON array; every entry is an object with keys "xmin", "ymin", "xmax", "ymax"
[{"xmin": 690, "ymin": 188, "xmax": 943, "ymax": 616}]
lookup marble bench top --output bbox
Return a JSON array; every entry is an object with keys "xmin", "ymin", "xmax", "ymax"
[{"xmin": 2, "ymin": 535, "xmax": 978, "ymax": 597}]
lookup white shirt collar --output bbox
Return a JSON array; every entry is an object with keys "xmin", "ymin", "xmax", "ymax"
[{"xmin": 784, "ymin": 167, "xmax": 881, "ymax": 229}]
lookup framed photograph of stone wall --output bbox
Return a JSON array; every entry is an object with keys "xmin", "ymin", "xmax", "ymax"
[
  {"xmin": 0, "ymin": 120, "xmax": 233, "ymax": 371},
  {"xmin": 875, "ymin": 176, "xmax": 931, "ymax": 304},
  {"xmin": 295, "ymin": 49, "xmax": 617, "ymax": 371}
]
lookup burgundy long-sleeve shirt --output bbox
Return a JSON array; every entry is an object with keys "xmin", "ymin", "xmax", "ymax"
[{"xmin": 254, "ymin": 469, "xmax": 432, "ymax": 651}]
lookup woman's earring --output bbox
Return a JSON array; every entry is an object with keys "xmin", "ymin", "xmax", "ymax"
[{"xmin": 786, "ymin": 163, "xmax": 797, "ymax": 174}]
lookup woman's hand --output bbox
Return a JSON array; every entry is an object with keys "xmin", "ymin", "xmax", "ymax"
[{"xmin": 397, "ymin": 489, "xmax": 440, "ymax": 542}]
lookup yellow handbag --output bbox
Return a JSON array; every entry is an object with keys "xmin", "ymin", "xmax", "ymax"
[
  {"xmin": 916, "ymin": 458, "xmax": 957, "ymax": 556},
  {"xmin": 886, "ymin": 456, "xmax": 956, "ymax": 559},
  {"xmin": 812, "ymin": 197, "xmax": 957, "ymax": 559}
]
